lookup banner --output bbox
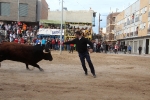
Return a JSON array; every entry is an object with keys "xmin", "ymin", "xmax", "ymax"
[{"xmin": 39, "ymin": 28, "xmax": 64, "ymax": 35}]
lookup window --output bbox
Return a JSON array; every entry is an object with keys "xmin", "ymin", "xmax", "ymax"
[
  {"xmin": 0, "ymin": 2, "xmax": 10, "ymax": 16},
  {"xmin": 19, "ymin": 3, "xmax": 28, "ymax": 17}
]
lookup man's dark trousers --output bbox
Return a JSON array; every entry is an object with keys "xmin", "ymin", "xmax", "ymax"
[{"xmin": 79, "ymin": 51, "xmax": 95, "ymax": 75}]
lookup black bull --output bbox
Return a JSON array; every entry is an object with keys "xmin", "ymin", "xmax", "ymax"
[{"xmin": 0, "ymin": 42, "xmax": 53, "ymax": 71}]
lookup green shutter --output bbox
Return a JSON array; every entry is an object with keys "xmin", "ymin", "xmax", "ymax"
[
  {"xmin": 19, "ymin": 4, "xmax": 28, "ymax": 17},
  {"xmin": 1, "ymin": 3, "xmax": 10, "ymax": 16}
]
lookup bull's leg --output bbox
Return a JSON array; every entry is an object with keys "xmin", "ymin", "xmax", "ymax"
[
  {"xmin": 26, "ymin": 63, "xmax": 30, "ymax": 70},
  {"xmin": 31, "ymin": 63, "xmax": 44, "ymax": 71}
]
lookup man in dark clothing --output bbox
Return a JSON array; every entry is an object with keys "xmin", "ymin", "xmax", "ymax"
[
  {"xmin": 138, "ymin": 46, "xmax": 142, "ymax": 55},
  {"xmin": 64, "ymin": 31, "xmax": 96, "ymax": 78},
  {"xmin": 123, "ymin": 45, "xmax": 127, "ymax": 54}
]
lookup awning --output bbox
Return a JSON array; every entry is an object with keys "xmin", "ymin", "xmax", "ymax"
[{"xmin": 40, "ymin": 20, "xmax": 65, "ymax": 24}]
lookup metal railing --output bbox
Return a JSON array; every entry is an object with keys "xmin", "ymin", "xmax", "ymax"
[
  {"xmin": 130, "ymin": 19, "xmax": 134, "ymax": 24},
  {"xmin": 134, "ymin": 31, "xmax": 138, "ymax": 36},
  {"xmin": 135, "ymin": 17, "xmax": 139, "ymax": 22},
  {"xmin": 124, "ymin": 22, "xmax": 126, "ymax": 27},
  {"xmin": 148, "ymin": 12, "xmax": 150, "ymax": 17},
  {"xmin": 147, "ymin": 29, "xmax": 150, "ymax": 32},
  {"xmin": 127, "ymin": 21, "xmax": 130, "ymax": 25},
  {"xmin": 130, "ymin": 32, "xmax": 133, "ymax": 37}
]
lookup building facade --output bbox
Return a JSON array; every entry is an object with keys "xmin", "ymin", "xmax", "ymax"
[
  {"xmin": 115, "ymin": 0, "xmax": 150, "ymax": 54},
  {"xmin": 37, "ymin": 0, "xmax": 48, "ymax": 21},
  {"xmin": 106, "ymin": 12, "xmax": 119, "ymax": 42},
  {"xmin": 0, "ymin": 0, "xmax": 48, "ymax": 22}
]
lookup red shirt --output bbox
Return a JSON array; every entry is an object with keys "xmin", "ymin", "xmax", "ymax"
[
  {"xmin": 70, "ymin": 44, "xmax": 74, "ymax": 46},
  {"xmin": 14, "ymin": 38, "xmax": 18, "ymax": 43},
  {"xmin": 58, "ymin": 40, "xmax": 60, "ymax": 45},
  {"xmin": 52, "ymin": 40, "xmax": 55, "ymax": 44},
  {"xmin": 21, "ymin": 38, "xmax": 24, "ymax": 44},
  {"xmin": 61, "ymin": 42, "xmax": 64, "ymax": 45}
]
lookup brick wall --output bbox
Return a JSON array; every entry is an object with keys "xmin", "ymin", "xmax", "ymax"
[{"xmin": 40, "ymin": 0, "xmax": 48, "ymax": 20}]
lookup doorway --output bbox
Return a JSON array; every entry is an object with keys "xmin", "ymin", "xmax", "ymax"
[{"xmin": 146, "ymin": 39, "xmax": 149, "ymax": 54}]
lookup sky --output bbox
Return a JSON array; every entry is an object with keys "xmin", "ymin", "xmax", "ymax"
[{"xmin": 46, "ymin": 0, "xmax": 137, "ymax": 33}]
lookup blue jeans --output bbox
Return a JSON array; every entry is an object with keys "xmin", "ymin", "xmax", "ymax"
[
  {"xmin": 52, "ymin": 44, "xmax": 55, "ymax": 50},
  {"xmin": 78, "ymin": 51, "xmax": 95, "ymax": 75},
  {"xmin": 55, "ymin": 44, "xmax": 58, "ymax": 50},
  {"xmin": 67, "ymin": 45, "xmax": 70, "ymax": 51}
]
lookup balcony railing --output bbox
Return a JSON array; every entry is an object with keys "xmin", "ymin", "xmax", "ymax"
[
  {"xmin": 134, "ymin": 31, "xmax": 138, "ymax": 36},
  {"xmin": 124, "ymin": 22, "xmax": 126, "ymax": 27},
  {"xmin": 148, "ymin": 12, "xmax": 150, "ymax": 17},
  {"xmin": 147, "ymin": 29, "xmax": 150, "ymax": 32},
  {"xmin": 127, "ymin": 21, "xmax": 130, "ymax": 25},
  {"xmin": 123, "ymin": 34, "xmax": 126, "ymax": 39},
  {"xmin": 130, "ymin": 19, "xmax": 134, "ymax": 24},
  {"xmin": 147, "ymin": 29, "xmax": 150, "ymax": 34},
  {"xmin": 130, "ymin": 32, "xmax": 133, "ymax": 37},
  {"xmin": 135, "ymin": 17, "xmax": 139, "ymax": 22},
  {"xmin": 127, "ymin": 33, "xmax": 130, "ymax": 37}
]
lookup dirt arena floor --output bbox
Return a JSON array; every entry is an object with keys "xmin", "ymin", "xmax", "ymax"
[{"xmin": 0, "ymin": 51, "xmax": 150, "ymax": 100}]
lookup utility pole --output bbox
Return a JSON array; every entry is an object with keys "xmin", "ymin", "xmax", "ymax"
[
  {"xmin": 59, "ymin": 0, "xmax": 63, "ymax": 54},
  {"xmin": 18, "ymin": 0, "xmax": 19, "ymax": 22},
  {"xmin": 98, "ymin": 13, "xmax": 102, "ymax": 35}
]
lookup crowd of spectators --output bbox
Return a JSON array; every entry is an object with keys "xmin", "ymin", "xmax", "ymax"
[
  {"xmin": 65, "ymin": 24, "xmax": 92, "ymax": 37},
  {"xmin": 0, "ymin": 21, "xmax": 38, "ymax": 43}
]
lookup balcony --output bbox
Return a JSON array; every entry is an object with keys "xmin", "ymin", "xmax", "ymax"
[
  {"xmin": 130, "ymin": 19, "xmax": 134, "ymax": 24},
  {"xmin": 127, "ymin": 21, "xmax": 130, "ymax": 25},
  {"xmin": 130, "ymin": 32, "xmax": 133, "ymax": 37},
  {"xmin": 134, "ymin": 31, "xmax": 138, "ymax": 36},
  {"xmin": 127, "ymin": 33, "xmax": 130, "ymax": 37},
  {"xmin": 135, "ymin": 17, "xmax": 139, "ymax": 22},
  {"xmin": 123, "ymin": 33, "xmax": 126, "ymax": 39},
  {"xmin": 148, "ymin": 12, "xmax": 150, "ymax": 17},
  {"xmin": 124, "ymin": 22, "xmax": 126, "ymax": 27},
  {"xmin": 147, "ymin": 29, "xmax": 150, "ymax": 32},
  {"xmin": 147, "ymin": 29, "xmax": 150, "ymax": 34}
]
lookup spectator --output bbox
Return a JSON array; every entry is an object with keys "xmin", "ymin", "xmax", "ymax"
[
  {"xmin": 14, "ymin": 37, "xmax": 18, "ymax": 43},
  {"xmin": 41, "ymin": 38, "xmax": 46, "ymax": 48},
  {"xmin": 93, "ymin": 42, "xmax": 97, "ymax": 52},
  {"xmin": 55, "ymin": 38, "xmax": 58, "ymax": 50},
  {"xmin": 52, "ymin": 39, "xmax": 55, "ymax": 50},
  {"xmin": 123, "ymin": 45, "xmax": 127, "ymax": 54},
  {"xmin": 20, "ymin": 37, "xmax": 24, "ymax": 44},
  {"xmin": 69, "ymin": 43, "xmax": 74, "ymax": 53},
  {"xmin": 128, "ymin": 45, "xmax": 132, "ymax": 54},
  {"xmin": 9, "ymin": 33, "xmax": 13, "ymax": 42},
  {"xmin": 138, "ymin": 45, "xmax": 142, "ymax": 55},
  {"xmin": 58, "ymin": 39, "xmax": 60, "ymax": 50},
  {"xmin": 46, "ymin": 38, "xmax": 51, "ymax": 49},
  {"xmin": 114, "ymin": 44, "xmax": 118, "ymax": 54},
  {"xmin": 36, "ymin": 38, "xmax": 40, "ymax": 45}
]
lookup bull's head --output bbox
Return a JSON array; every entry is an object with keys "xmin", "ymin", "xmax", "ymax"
[{"xmin": 43, "ymin": 50, "xmax": 53, "ymax": 61}]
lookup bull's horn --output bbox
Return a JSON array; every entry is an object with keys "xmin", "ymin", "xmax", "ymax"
[{"xmin": 43, "ymin": 51, "xmax": 49, "ymax": 54}]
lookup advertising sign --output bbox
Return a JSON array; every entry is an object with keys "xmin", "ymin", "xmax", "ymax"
[{"xmin": 39, "ymin": 28, "xmax": 64, "ymax": 35}]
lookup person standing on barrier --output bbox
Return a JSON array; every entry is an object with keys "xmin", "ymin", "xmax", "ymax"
[{"xmin": 64, "ymin": 31, "xmax": 96, "ymax": 78}]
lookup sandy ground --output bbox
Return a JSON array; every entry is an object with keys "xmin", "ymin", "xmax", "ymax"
[{"xmin": 0, "ymin": 51, "xmax": 150, "ymax": 100}]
